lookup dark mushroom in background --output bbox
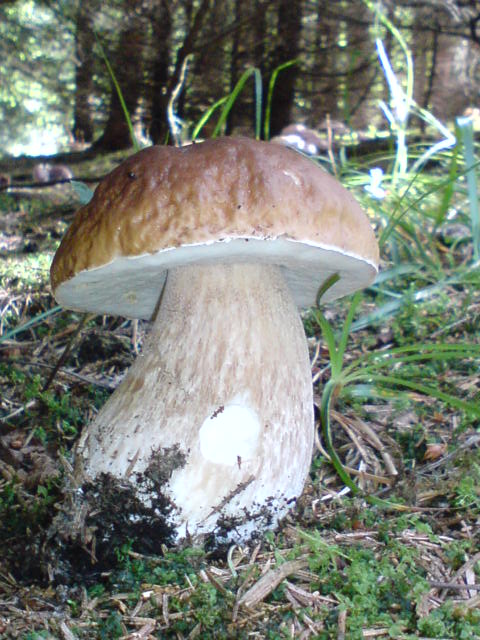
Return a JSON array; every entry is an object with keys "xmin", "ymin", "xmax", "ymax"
[
  {"xmin": 0, "ymin": 173, "xmax": 11, "ymax": 189},
  {"xmin": 271, "ymin": 123, "xmax": 328, "ymax": 155},
  {"xmin": 33, "ymin": 163, "xmax": 73, "ymax": 183}
]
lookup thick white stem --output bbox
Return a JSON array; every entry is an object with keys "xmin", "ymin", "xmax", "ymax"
[{"xmin": 76, "ymin": 263, "xmax": 314, "ymax": 540}]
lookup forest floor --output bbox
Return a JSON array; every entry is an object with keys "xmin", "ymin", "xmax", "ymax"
[{"xmin": 0, "ymin": 145, "xmax": 479, "ymax": 639}]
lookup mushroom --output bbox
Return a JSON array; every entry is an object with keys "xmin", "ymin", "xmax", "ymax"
[
  {"xmin": 0, "ymin": 173, "xmax": 11, "ymax": 189},
  {"xmin": 271, "ymin": 123, "xmax": 328, "ymax": 155},
  {"xmin": 50, "ymin": 137, "xmax": 379, "ymax": 542},
  {"xmin": 33, "ymin": 163, "xmax": 73, "ymax": 183}
]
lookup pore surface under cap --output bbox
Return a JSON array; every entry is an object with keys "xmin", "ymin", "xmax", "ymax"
[{"xmin": 51, "ymin": 137, "xmax": 379, "ymax": 318}]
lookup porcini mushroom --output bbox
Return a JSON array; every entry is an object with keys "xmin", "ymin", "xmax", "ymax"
[{"xmin": 51, "ymin": 137, "xmax": 379, "ymax": 542}]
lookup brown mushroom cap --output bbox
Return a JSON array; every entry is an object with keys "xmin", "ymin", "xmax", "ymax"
[{"xmin": 51, "ymin": 137, "xmax": 379, "ymax": 319}]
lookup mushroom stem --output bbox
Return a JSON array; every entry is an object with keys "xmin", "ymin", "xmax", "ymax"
[{"xmin": 76, "ymin": 263, "xmax": 314, "ymax": 540}]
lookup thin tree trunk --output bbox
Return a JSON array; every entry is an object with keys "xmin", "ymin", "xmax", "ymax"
[
  {"xmin": 93, "ymin": 0, "xmax": 146, "ymax": 151},
  {"xmin": 149, "ymin": 0, "xmax": 172, "ymax": 143},
  {"xmin": 166, "ymin": 0, "xmax": 211, "ymax": 125},
  {"xmin": 268, "ymin": 0, "xmax": 302, "ymax": 136},
  {"xmin": 225, "ymin": 0, "xmax": 243, "ymax": 135},
  {"xmin": 72, "ymin": 0, "xmax": 99, "ymax": 143}
]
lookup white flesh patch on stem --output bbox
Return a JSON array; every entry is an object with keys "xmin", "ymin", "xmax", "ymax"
[
  {"xmin": 75, "ymin": 263, "xmax": 314, "ymax": 541},
  {"xmin": 199, "ymin": 401, "xmax": 261, "ymax": 466}
]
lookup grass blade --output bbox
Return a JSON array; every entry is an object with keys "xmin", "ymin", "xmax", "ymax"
[
  {"xmin": 191, "ymin": 96, "xmax": 229, "ymax": 140},
  {"xmin": 456, "ymin": 116, "xmax": 480, "ymax": 261},
  {"xmin": 264, "ymin": 60, "xmax": 298, "ymax": 141},
  {"xmin": 354, "ymin": 373, "xmax": 480, "ymax": 417},
  {"xmin": 0, "ymin": 307, "xmax": 62, "ymax": 343},
  {"xmin": 212, "ymin": 67, "xmax": 262, "ymax": 139}
]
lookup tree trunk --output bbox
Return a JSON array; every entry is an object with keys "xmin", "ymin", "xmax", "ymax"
[
  {"xmin": 72, "ymin": 0, "xmax": 99, "ymax": 143},
  {"xmin": 268, "ymin": 0, "xmax": 302, "ymax": 136},
  {"xmin": 225, "ymin": 0, "xmax": 269, "ymax": 136},
  {"xmin": 343, "ymin": 2, "xmax": 376, "ymax": 129},
  {"xmin": 225, "ymin": 0, "xmax": 243, "ymax": 135},
  {"xmin": 307, "ymin": 0, "xmax": 342, "ymax": 126},
  {"xmin": 93, "ymin": 0, "xmax": 146, "ymax": 151},
  {"xmin": 430, "ymin": 33, "xmax": 474, "ymax": 119},
  {"xmin": 149, "ymin": 0, "xmax": 172, "ymax": 144},
  {"xmin": 163, "ymin": 0, "xmax": 211, "ymax": 142}
]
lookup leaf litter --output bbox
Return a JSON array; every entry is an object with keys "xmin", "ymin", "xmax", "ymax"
[{"xmin": 0, "ymin": 164, "xmax": 479, "ymax": 639}]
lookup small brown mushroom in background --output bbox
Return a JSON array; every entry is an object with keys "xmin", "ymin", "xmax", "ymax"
[
  {"xmin": 49, "ymin": 164, "xmax": 74, "ymax": 182},
  {"xmin": 33, "ymin": 163, "xmax": 73, "ymax": 183},
  {"xmin": 271, "ymin": 123, "xmax": 329, "ymax": 156},
  {"xmin": 33, "ymin": 164, "xmax": 50, "ymax": 182},
  {"xmin": 0, "ymin": 173, "xmax": 11, "ymax": 189}
]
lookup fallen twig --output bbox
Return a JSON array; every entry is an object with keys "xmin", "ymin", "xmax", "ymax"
[{"xmin": 238, "ymin": 559, "xmax": 308, "ymax": 608}]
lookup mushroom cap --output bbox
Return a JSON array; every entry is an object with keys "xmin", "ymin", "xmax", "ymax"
[{"xmin": 51, "ymin": 137, "xmax": 379, "ymax": 319}]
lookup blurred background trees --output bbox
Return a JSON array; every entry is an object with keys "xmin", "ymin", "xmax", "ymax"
[{"xmin": 1, "ymin": 0, "xmax": 479, "ymax": 155}]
